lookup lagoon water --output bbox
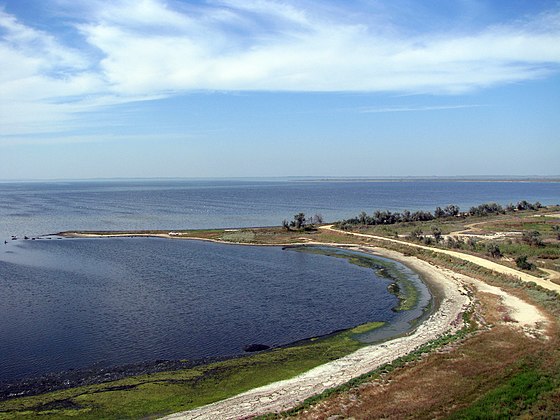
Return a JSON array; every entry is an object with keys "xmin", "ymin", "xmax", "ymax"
[
  {"xmin": 0, "ymin": 238, "xmax": 399, "ymax": 381},
  {"xmin": 0, "ymin": 179, "xmax": 559, "ymax": 383}
]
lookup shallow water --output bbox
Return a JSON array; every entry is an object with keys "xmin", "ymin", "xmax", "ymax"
[{"xmin": 1, "ymin": 178, "xmax": 557, "ymax": 383}]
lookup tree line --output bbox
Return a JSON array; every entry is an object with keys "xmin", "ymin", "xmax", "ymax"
[
  {"xmin": 282, "ymin": 212, "xmax": 324, "ymax": 231},
  {"xmin": 335, "ymin": 200, "xmax": 544, "ymax": 230}
]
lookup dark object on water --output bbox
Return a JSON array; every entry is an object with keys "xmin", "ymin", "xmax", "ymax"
[
  {"xmin": 243, "ymin": 343, "xmax": 270, "ymax": 352},
  {"xmin": 24, "ymin": 236, "xmax": 29, "ymax": 240}
]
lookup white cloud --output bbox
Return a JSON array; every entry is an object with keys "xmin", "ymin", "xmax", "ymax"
[
  {"xmin": 1, "ymin": 0, "xmax": 560, "ymax": 136},
  {"xmin": 360, "ymin": 104, "xmax": 489, "ymax": 113}
]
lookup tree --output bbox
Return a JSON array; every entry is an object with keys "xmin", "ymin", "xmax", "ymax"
[
  {"xmin": 553, "ymin": 225, "xmax": 560, "ymax": 240},
  {"xmin": 282, "ymin": 219, "xmax": 290, "ymax": 231},
  {"xmin": 444, "ymin": 205, "xmax": 460, "ymax": 217},
  {"xmin": 307, "ymin": 213, "xmax": 324, "ymax": 226},
  {"xmin": 358, "ymin": 211, "xmax": 368, "ymax": 225},
  {"xmin": 434, "ymin": 207, "xmax": 445, "ymax": 218},
  {"xmin": 293, "ymin": 213, "xmax": 306, "ymax": 229},
  {"xmin": 431, "ymin": 226, "xmax": 443, "ymax": 243}
]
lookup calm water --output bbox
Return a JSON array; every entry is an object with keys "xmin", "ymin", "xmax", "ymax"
[
  {"xmin": 0, "ymin": 179, "xmax": 558, "ymax": 382},
  {"xmin": 1, "ymin": 179, "xmax": 559, "ymax": 240},
  {"xmin": 0, "ymin": 238, "xmax": 401, "ymax": 381}
]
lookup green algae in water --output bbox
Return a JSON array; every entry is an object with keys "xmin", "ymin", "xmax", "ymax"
[{"xmin": 289, "ymin": 246, "xmax": 420, "ymax": 311}]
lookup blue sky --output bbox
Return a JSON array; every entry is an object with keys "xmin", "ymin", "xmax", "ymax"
[{"xmin": 1, "ymin": 0, "xmax": 559, "ymax": 179}]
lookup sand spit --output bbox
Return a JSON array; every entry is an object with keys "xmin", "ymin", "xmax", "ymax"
[
  {"xmin": 61, "ymin": 230, "xmax": 551, "ymax": 419},
  {"xmin": 163, "ymin": 248, "xmax": 472, "ymax": 420}
]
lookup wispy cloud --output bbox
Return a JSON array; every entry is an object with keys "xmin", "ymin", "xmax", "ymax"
[
  {"xmin": 1, "ymin": 0, "xmax": 560, "ymax": 137},
  {"xmin": 360, "ymin": 104, "xmax": 489, "ymax": 113}
]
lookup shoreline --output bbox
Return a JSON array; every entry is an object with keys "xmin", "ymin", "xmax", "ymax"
[
  {"xmin": 0, "ymin": 239, "xmax": 432, "ymax": 402},
  {"xmin": 2, "ymin": 229, "xmax": 552, "ymax": 418},
  {"xmin": 166, "ymin": 242, "xmax": 549, "ymax": 419},
  {"xmin": 164, "ymin": 245, "xmax": 474, "ymax": 419}
]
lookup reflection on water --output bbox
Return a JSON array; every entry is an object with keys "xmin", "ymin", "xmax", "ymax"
[{"xmin": 1, "ymin": 238, "xmax": 407, "ymax": 381}]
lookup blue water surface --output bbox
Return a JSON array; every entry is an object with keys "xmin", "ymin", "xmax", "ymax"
[
  {"xmin": 0, "ymin": 238, "xmax": 401, "ymax": 381},
  {"xmin": 0, "ymin": 179, "xmax": 558, "ymax": 240}
]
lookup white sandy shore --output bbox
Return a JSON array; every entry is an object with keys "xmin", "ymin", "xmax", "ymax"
[
  {"xmin": 161, "ymin": 242, "xmax": 549, "ymax": 419},
  {"xmin": 65, "ymin": 229, "xmax": 550, "ymax": 419}
]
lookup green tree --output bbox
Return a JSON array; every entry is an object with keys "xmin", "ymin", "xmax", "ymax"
[
  {"xmin": 293, "ymin": 213, "xmax": 306, "ymax": 229},
  {"xmin": 358, "ymin": 211, "xmax": 368, "ymax": 225},
  {"xmin": 431, "ymin": 226, "xmax": 443, "ymax": 243}
]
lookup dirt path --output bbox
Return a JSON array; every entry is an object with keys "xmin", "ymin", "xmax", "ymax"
[
  {"xmin": 67, "ymin": 229, "xmax": 554, "ymax": 419},
  {"xmin": 320, "ymin": 225, "xmax": 560, "ymax": 294}
]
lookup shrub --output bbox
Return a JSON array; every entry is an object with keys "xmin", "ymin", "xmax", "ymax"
[
  {"xmin": 515, "ymin": 255, "xmax": 535, "ymax": 270},
  {"xmin": 486, "ymin": 243, "xmax": 502, "ymax": 258},
  {"xmin": 521, "ymin": 231, "xmax": 543, "ymax": 247}
]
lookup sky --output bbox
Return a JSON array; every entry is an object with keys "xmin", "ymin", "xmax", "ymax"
[{"xmin": 0, "ymin": 0, "xmax": 559, "ymax": 180}]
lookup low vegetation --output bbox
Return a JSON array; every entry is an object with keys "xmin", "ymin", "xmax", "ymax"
[
  {"xmin": 336, "ymin": 201, "xmax": 559, "ymax": 275},
  {"xmin": 273, "ymin": 233, "xmax": 560, "ymax": 419},
  {"xmin": 0, "ymin": 321, "xmax": 387, "ymax": 419}
]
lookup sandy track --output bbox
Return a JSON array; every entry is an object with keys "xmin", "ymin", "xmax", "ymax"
[{"xmin": 321, "ymin": 226, "xmax": 560, "ymax": 294}]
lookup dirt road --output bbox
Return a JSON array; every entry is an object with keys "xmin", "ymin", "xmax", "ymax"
[{"xmin": 320, "ymin": 225, "xmax": 560, "ymax": 294}]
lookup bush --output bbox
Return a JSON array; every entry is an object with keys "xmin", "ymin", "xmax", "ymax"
[
  {"xmin": 515, "ymin": 255, "xmax": 535, "ymax": 270},
  {"xmin": 521, "ymin": 231, "xmax": 543, "ymax": 247},
  {"xmin": 486, "ymin": 243, "xmax": 502, "ymax": 258}
]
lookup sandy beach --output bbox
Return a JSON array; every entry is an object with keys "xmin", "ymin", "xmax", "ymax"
[
  {"xmin": 59, "ymin": 230, "xmax": 552, "ymax": 419},
  {"xmin": 162, "ymin": 242, "xmax": 548, "ymax": 420}
]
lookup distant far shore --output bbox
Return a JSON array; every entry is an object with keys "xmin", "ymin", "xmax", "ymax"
[{"xmin": 0, "ymin": 175, "xmax": 559, "ymax": 183}]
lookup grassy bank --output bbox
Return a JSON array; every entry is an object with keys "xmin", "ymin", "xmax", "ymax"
[
  {"xmin": 45, "ymin": 208, "xmax": 560, "ymax": 418},
  {"xmin": 0, "ymin": 322, "xmax": 384, "ymax": 419}
]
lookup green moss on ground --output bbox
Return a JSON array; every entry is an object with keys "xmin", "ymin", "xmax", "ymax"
[{"xmin": 0, "ymin": 322, "xmax": 385, "ymax": 419}]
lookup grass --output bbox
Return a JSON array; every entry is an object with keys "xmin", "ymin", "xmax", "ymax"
[
  {"xmin": 258, "ymin": 309, "xmax": 478, "ymax": 419},
  {"xmin": 449, "ymin": 368, "xmax": 556, "ymax": 419},
  {"xmin": 268, "ymin": 233, "xmax": 560, "ymax": 419},
  {"xmin": 277, "ymin": 276, "xmax": 560, "ymax": 419},
  {"xmin": 0, "ymin": 322, "xmax": 386, "ymax": 419}
]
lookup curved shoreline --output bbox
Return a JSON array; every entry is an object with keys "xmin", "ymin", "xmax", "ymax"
[
  {"xmin": 2, "ymin": 231, "xmax": 551, "ymax": 418},
  {"xmin": 163, "ymin": 246, "xmax": 474, "ymax": 419},
  {"xmin": 163, "ymin": 242, "xmax": 550, "ymax": 419},
  {"xmin": 0, "ymin": 239, "xmax": 429, "ymax": 402}
]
